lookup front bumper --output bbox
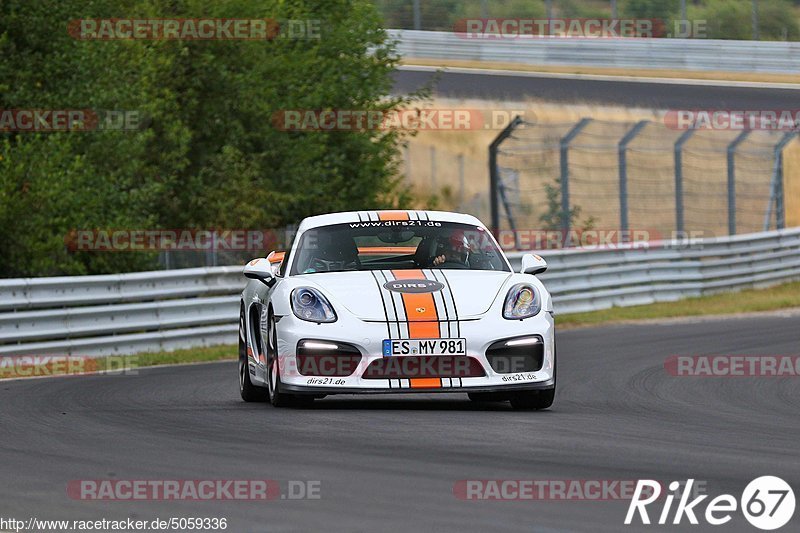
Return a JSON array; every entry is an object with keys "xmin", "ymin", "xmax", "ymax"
[
  {"xmin": 269, "ymin": 310, "xmax": 555, "ymax": 394},
  {"xmin": 281, "ymin": 378, "xmax": 555, "ymax": 396}
]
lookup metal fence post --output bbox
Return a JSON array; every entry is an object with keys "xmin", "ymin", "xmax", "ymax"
[
  {"xmin": 498, "ymin": 168, "xmax": 520, "ymax": 248},
  {"xmin": 674, "ymin": 130, "xmax": 696, "ymax": 234},
  {"xmin": 489, "ymin": 116, "xmax": 523, "ymax": 236},
  {"xmin": 430, "ymin": 146, "xmax": 437, "ymax": 190},
  {"xmin": 679, "ymin": 0, "xmax": 688, "ymax": 38},
  {"xmin": 727, "ymin": 130, "xmax": 751, "ymax": 236},
  {"xmin": 560, "ymin": 118, "xmax": 592, "ymax": 236},
  {"xmin": 752, "ymin": 0, "xmax": 760, "ymax": 41},
  {"xmin": 457, "ymin": 153, "xmax": 465, "ymax": 208},
  {"xmin": 404, "ymin": 144, "xmax": 411, "ymax": 181},
  {"xmin": 765, "ymin": 131, "xmax": 797, "ymax": 230},
  {"xmin": 618, "ymin": 120, "xmax": 649, "ymax": 233},
  {"xmin": 206, "ymin": 233, "xmax": 217, "ymax": 267},
  {"xmin": 545, "ymin": 0, "xmax": 553, "ymax": 35},
  {"xmin": 412, "ymin": 0, "xmax": 421, "ymax": 30}
]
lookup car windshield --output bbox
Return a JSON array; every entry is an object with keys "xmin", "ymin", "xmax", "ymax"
[{"xmin": 289, "ymin": 221, "xmax": 509, "ymax": 275}]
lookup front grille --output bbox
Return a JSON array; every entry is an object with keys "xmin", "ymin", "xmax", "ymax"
[
  {"xmin": 362, "ymin": 356, "xmax": 486, "ymax": 379},
  {"xmin": 485, "ymin": 336, "xmax": 544, "ymax": 374}
]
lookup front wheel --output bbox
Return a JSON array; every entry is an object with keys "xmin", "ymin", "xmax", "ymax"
[
  {"xmin": 266, "ymin": 311, "xmax": 313, "ymax": 408},
  {"xmin": 509, "ymin": 388, "xmax": 555, "ymax": 410},
  {"xmin": 239, "ymin": 305, "xmax": 268, "ymax": 402},
  {"xmin": 510, "ymin": 341, "xmax": 557, "ymax": 410}
]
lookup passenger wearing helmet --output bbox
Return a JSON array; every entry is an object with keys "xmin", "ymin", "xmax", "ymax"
[{"xmin": 432, "ymin": 230, "xmax": 471, "ymax": 269}]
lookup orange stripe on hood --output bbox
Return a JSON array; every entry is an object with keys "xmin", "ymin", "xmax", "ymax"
[
  {"xmin": 391, "ymin": 269, "xmax": 439, "ymax": 333},
  {"xmin": 391, "ymin": 269, "xmax": 442, "ymax": 389}
]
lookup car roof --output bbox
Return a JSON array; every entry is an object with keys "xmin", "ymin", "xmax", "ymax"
[{"xmin": 297, "ymin": 210, "xmax": 486, "ymax": 232}]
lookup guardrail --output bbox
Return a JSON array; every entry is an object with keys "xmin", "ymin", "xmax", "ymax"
[
  {"xmin": 390, "ymin": 29, "xmax": 800, "ymax": 74},
  {"xmin": 0, "ymin": 267, "xmax": 243, "ymax": 357},
  {"xmin": 1, "ymin": 228, "xmax": 799, "ymax": 356},
  {"xmin": 512, "ymin": 228, "xmax": 800, "ymax": 314}
]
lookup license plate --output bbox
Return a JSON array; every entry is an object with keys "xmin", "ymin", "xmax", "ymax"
[{"xmin": 382, "ymin": 338, "xmax": 467, "ymax": 357}]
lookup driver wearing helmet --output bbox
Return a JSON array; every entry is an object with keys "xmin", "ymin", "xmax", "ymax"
[
  {"xmin": 432, "ymin": 230, "xmax": 471, "ymax": 269},
  {"xmin": 300, "ymin": 230, "xmax": 360, "ymax": 273}
]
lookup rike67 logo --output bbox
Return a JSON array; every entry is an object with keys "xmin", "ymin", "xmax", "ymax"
[{"xmin": 626, "ymin": 477, "xmax": 795, "ymax": 530}]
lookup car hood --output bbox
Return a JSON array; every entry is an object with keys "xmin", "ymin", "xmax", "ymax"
[{"xmin": 295, "ymin": 270, "xmax": 513, "ymax": 321}]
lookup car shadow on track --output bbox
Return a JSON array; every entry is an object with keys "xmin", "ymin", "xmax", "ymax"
[{"xmin": 292, "ymin": 396, "xmax": 555, "ymax": 412}]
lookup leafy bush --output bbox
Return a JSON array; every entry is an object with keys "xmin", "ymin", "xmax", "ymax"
[{"xmin": 0, "ymin": 0, "xmax": 420, "ymax": 276}]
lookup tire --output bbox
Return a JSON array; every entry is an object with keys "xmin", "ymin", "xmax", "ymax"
[
  {"xmin": 510, "ymin": 341, "xmax": 557, "ymax": 411},
  {"xmin": 266, "ymin": 310, "xmax": 313, "ymax": 408},
  {"xmin": 509, "ymin": 387, "xmax": 555, "ymax": 410},
  {"xmin": 239, "ymin": 305, "xmax": 268, "ymax": 402}
]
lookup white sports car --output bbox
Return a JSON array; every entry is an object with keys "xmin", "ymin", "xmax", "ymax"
[{"xmin": 238, "ymin": 210, "xmax": 556, "ymax": 410}]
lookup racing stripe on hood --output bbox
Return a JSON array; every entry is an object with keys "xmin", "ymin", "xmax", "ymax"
[
  {"xmin": 376, "ymin": 270, "xmax": 403, "ymax": 339},
  {"xmin": 370, "ymin": 271, "xmax": 393, "ymax": 340},
  {"xmin": 433, "ymin": 269, "xmax": 462, "ymax": 388},
  {"xmin": 391, "ymin": 269, "xmax": 440, "ymax": 339},
  {"xmin": 391, "ymin": 269, "xmax": 442, "ymax": 389},
  {"xmin": 380, "ymin": 270, "xmax": 408, "ymax": 338},
  {"xmin": 425, "ymin": 269, "xmax": 452, "ymax": 338},
  {"xmin": 436, "ymin": 270, "xmax": 461, "ymax": 337}
]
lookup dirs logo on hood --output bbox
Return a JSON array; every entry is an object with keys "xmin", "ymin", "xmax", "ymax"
[{"xmin": 383, "ymin": 279, "xmax": 444, "ymax": 294}]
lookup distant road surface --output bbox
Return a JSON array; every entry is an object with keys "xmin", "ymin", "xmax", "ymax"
[{"xmin": 393, "ymin": 66, "xmax": 800, "ymax": 109}]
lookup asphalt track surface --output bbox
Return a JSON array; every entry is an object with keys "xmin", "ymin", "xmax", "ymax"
[
  {"xmin": 1, "ymin": 312, "xmax": 798, "ymax": 532},
  {"xmin": 392, "ymin": 68, "xmax": 800, "ymax": 109}
]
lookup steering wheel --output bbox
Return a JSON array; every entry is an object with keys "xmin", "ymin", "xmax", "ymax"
[{"xmin": 438, "ymin": 260, "xmax": 468, "ymax": 269}]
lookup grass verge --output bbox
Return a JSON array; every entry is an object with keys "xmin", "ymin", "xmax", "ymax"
[
  {"xmin": 401, "ymin": 58, "xmax": 800, "ymax": 85},
  {"xmin": 558, "ymin": 281, "xmax": 800, "ymax": 328},
  {"xmin": 0, "ymin": 344, "xmax": 236, "ymax": 380},
  {"xmin": 131, "ymin": 344, "xmax": 236, "ymax": 366}
]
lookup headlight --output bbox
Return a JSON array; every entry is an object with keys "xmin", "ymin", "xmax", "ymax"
[
  {"xmin": 503, "ymin": 284, "xmax": 541, "ymax": 320},
  {"xmin": 291, "ymin": 287, "xmax": 337, "ymax": 323}
]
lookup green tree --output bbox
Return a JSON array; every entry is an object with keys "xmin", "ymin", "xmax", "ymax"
[
  {"xmin": 622, "ymin": 0, "xmax": 680, "ymax": 20},
  {"xmin": 0, "ymin": 0, "xmax": 162, "ymax": 275},
  {"xmin": 758, "ymin": 0, "xmax": 800, "ymax": 40},
  {"xmin": 0, "ymin": 0, "xmax": 422, "ymax": 276},
  {"xmin": 538, "ymin": 177, "xmax": 594, "ymax": 234}
]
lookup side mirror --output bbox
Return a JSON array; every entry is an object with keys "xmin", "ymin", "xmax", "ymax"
[
  {"xmin": 244, "ymin": 258, "xmax": 276, "ymax": 287},
  {"xmin": 266, "ymin": 250, "xmax": 285, "ymax": 275},
  {"xmin": 520, "ymin": 253, "xmax": 547, "ymax": 275}
]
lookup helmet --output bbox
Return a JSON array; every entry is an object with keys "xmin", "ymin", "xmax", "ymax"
[{"xmin": 437, "ymin": 230, "xmax": 470, "ymax": 265}]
